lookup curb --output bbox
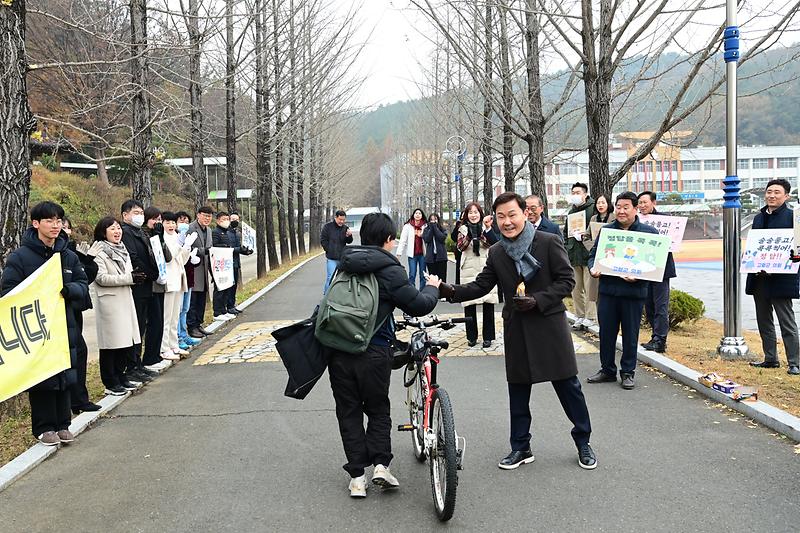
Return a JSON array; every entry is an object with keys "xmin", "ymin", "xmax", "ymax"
[
  {"xmin": 0, "ymin": 252, "xmax": 323, "ymax": 494},
  {"xmin": 567, "ymin": 312, "xmax": 800, "ymax": 442}
]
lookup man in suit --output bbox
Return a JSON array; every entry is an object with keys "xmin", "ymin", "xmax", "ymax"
[
  {"xmin": 637, "ymin": 191, "xmax": 677, "ymax": 353},
  {"xmin": 525, "ymin": 194, "xmax": 562, "ymax": 239},
  {"xmin": 440, "ymin": 192, "xmax": 596, "ymax": 471}
]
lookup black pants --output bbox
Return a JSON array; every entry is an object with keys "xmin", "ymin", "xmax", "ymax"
[
  {"xmin": 29, "ymin": 389, "xmax": 71, "ymax": 437},
  {"xmin": 213, "ymin": 268, "xmax": 238, "ymax": 317},
  {"xmin": 598, "ymin": 295, "xmax": 645, "ymax": 376},
  {"xmin": 508, "ymin": 377, "xmax": 592, "ymax": 451},
  {"xmin": 143, "ymin": 292, "xmax": 165, "ymax": 366},
  {"xmin": 187, "ymin": 289, "xmax": 207, "ymax": 329},
  {"xmin": 226, "ymin": 267, "xmax": 240, "ymax": 311},
  {"xmin": 426, "ymin": 261, "xmax": 448, "ymax": 284},
  {"xmin": 328, "ymin": 345, "xmax": 393, "ymax": 478},
  {"xmin": 454, "ymin": 252, "xmax": 461, "ymax": 284},
  {"xmin": 129, "ymin": 295, "xmax": 149, "ymax": 372},
  {"xmin": 99, "ymin": 347, "xmax": 131, "ymax": 388},
  {"xmin": 465, "ymin": 303, "xmax": 495, "ymax": 342},
  {"xmin": 70, "ymin": 312, "xmax": 90, "ymax": 408},
  {"xmin": 645, "ymin": 279, "xmax": 670, "ymax": 343}
]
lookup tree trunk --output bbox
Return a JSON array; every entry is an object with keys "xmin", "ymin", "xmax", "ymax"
[
  {"xmin": 187, "ymin": 0, "xmax": 206, "ymax": 210},
  {"xmin": 286, "ymin": 0, "xmax": 298, "ymax": 257},
  {"xmin": 524, "ymin": 0, "xmax": 546, "ymax": 212},
  {"xmin": 457, "ymin": 153, "xmax": 465, "ymax": 212},
  {"xmin": 273, "ymin": 0, "xmax": 289, "ymax": 261},
  {"xmin": 308, "ymin": 130, "xmax": 321, "ymax": 249},
  {"xmin": 225, "ymin": 0, "xmax": 238, "ymax": 214},
  {"xmin": 498, "ymin": 2, "xmax": 514, "ymax": 191},
  {"xmin": 130, "ymin": 0, "xmax": 152, "ymax": 207},
  {"xmin": 94, "ymin": 143, "xmax": 110, "ymax": 187},
  {"xmin": 0, "ymin": 0, "xmax": 36, "ymax": 269},
  {"xmin": 254, "ymin": 0, "xmax": 268, "ymax": 277},
  {"xmin": 257, "ymin": 0, "xmax": 278, "ymax": 269},
  {"xmin": 481, "ymin": 2, "xmax": 493, "ymax": 212},
  {"xmin": 295, "ymin": 122, "xmax": 306, "ymax": 254}
]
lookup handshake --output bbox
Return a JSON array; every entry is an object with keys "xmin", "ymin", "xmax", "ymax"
[{"xmin": 438, "ymin": 283, "xmax": 537, "ymax": 312}]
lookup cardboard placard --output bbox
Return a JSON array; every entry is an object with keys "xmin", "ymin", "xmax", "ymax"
[
  {"xmin": 741, "ymin": 229, "xmax": 799, "ymax": 274},
  {"xmin": 638, "ymin": 214, "xmax": 688, "ymax": 252},
  {"xmin": 593, "ymin": 228, "xmax": 672, "ymax": 282},
  {"xmin": 567, "ymin": 211, "xmax": 586, "ymax": 240}
]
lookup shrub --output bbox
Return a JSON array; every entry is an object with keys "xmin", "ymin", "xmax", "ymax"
[
  {"xmin": 669, "ymin": 289, "xmax": 705, "ymax": 328},
  {"xmin": 445, "ymin": 234, "xmax": 456, "ymax": 253},
  {"xmin": 40, "ymin": 153, "xmax": 58, "ymax": 172}
]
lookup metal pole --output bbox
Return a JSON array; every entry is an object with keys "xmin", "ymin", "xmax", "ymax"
[{"xmin": 718, "ymin": 1, "xmax": 748, "ymax": 357}]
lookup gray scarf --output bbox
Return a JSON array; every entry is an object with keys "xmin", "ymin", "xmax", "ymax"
[
  {"xmin": 499, "ymin": 221, "xmax": 541, "ymax": 283},
  {"xmin": 100, "ymin": 240, "xmax": 130, "ymax": 271}
]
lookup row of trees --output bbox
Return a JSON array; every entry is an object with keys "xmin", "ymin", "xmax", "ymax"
[
  {"xmin": 386, "ymin": 0, "xmax": 800, "ymax": 220},
  {"xmin": 0, "ymin": 0, "xmax": 366, "ymax": 271}
]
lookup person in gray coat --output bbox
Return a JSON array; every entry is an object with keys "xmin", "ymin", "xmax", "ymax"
[{"xmin": 186, "ymin": 206, "xmax": 214, "ymax": 338}]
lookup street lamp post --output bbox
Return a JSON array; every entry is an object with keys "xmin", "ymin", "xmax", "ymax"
[
  {"xmin": 444, "ymin": 135, "xmax": 466, "ymax": 224},
  {"xmin": 718, "ymin": 0, "xmax": 748, "ymax": 358}
]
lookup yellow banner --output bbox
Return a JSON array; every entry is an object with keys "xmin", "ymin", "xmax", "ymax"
[{"xmin": 0, "ymin": 255, "xmax": 70, "ymax": 402}]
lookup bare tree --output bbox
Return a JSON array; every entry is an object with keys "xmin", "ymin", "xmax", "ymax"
[{"xmin": 130, "ymin": 0, "xmax": 154, "ymax": 206}]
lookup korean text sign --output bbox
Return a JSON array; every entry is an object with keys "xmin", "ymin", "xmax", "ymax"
[
  {"xmin": 741, "ymin": 229, "xmax": 799, "ymax": 274},
  {"xmin": 638, "ymin": 214, "xmax": 687, "ymax": 253},
  {"xmin": 593, "ymin": 229, "xmax": 671, "ymax": 282}
]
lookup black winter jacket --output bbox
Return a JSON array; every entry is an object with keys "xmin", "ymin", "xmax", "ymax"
[
  {"xmin": 422, "ymin": 223, "xmax": 448, "ymax": 263},
  {"xmin": 745, "ymin": 202, "xmax": 799, "ymax": 299},
  {"xmin": 122, "ymin": 222, "xmax": 158, "ymax": 298},
  {"xmin": 338, "ymin": 246, "xmax": 439, "ymax": 344},
  {"xmin": 587, "ymin": 217, "xmax": 660, "ymax": 299},
  {"xmin": 564, "ymin": 198, "xmax": 596, "ymax": 266},
  {"xmin": 320, "ymin": 221, "xmax": 353, "ymax": 260},
  {"xmin": 213, "ymin": 226, "xmax": 242, "ymax": 268},
  {"xmin": 0, "ymin": 228, "xmax": 90, "ymax": 391}
]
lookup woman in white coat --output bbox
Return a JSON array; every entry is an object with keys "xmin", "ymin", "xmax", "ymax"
[
  {"xmin": 91, "ymin": 217, "xmax": 142, "ymax": 396},
  {"xmin": 396, "ymin": 208, "xmax": 427, "ymax": 290},
  {"xmin": 456, "ymin": 202, "xmax": 499, "ymax": 348},
  {"xmin": 160, "ymin": 211, "xmax": 195, "ymax": 360}
]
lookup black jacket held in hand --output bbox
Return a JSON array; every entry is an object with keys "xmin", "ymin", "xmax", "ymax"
[
  {"xmin": 0, "ymin": 228, "xmax": 90, "ymax": 391},
  {"xmin": 320, "ymin": 221, "xmax": 353, "ymax": 261},
  {"xmin": 338, "ymin": 246, "xmax": 439, "ymax": 329}
]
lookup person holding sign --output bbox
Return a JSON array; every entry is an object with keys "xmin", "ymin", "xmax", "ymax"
[
  {"xmin": 637, "ymin": 191, "xmax": 676, "ymax": 353},
  {"xmin": 1, "ymin": 202, "xmax": 90, "ymax": 446},
  {"xmin": 563, "ymin": 183, "xmax": 597, "ymax": 330},
  {"xmin": 586, "ymin": 194, "xmax": 615, "ymax": 305},
  {"xmin": 587, "ymin": 192, "xmax": 660, "ymax": 390},
  {"xmin": 142, "ymin": 207, "xmax": 173, "ymax": 369},
  {"xmin": 746, "ymin": 179, "xmax": 800, "ymax": 376}
]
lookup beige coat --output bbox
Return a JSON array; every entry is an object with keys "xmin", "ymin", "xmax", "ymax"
[
  {"xmin": 163, "ymin": 232, "xmax": 190, "ymax": 293},
  {"xmin": 458, "ymin": 225, "xmax": 498, "ymax": 307},
  {"xmin": 92, "ymin": 248, "xmax": 141, "ymax": 350}
]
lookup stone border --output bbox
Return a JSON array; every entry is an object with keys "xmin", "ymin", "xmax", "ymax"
[
  {"xmin": 567, "ymin": 312, "xmax": 800, "ymax": 442},
  {"xmin": 0, "ymin": 253, "xmax": 322, "ymax": 493}
]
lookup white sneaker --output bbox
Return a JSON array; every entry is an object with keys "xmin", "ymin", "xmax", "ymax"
[
  {"xmin": 348, "ymin": 475, "xmax": 367, "ymax": 498},
  {"xmin": 144, "ymin": 361, "xmax": 170, "ymax": 372},
  {"xmin": 582, "ymin": 319, "xmax": 596, "ymax": 329},
  {"xmin": 571, "ymin": 318, "xmax": 584, "ymax": 330},
  {"xmin": 214, "ymin": 313, "xmax": 234, "ymax": 321},
  {"xmin": 161, "ymin": 350, "xmax": 180, "ymax": 361},
  {"xmin": 172, "ymin": 347, "xmax": 190, "ymax": 356},
  {"xmin": 371, "ymin": 464, "xmax": 399, "ymax": 489}
]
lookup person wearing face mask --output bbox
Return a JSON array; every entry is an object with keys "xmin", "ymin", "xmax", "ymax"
[
  {"xmin": 211, "ymin": 212, "xmax": 238, "ymax": 321},
  {"xmin": 563, "ymin": 182, "xmax": 597, "ymax": 330},
  {"xmin": 120, "ymin": 199, "xmax": 160, "ymax": 383},
  {"xmin": 174, "ymin": 211, "xmax": 200, "ymax": 347},
  {"xmin": 456, "ymin": 202, "xmax": 499, "ymax": 348},
  {"xmin": 142, "ymin": 206, "xmax": 174, "ymax": 368},
  {"xmin": 159, "ymin": 211, "xmax": 194, "ymax": 359},
  {"xmin": 225, "ymin": 212, "xmax": 253, "ymax": 314}
]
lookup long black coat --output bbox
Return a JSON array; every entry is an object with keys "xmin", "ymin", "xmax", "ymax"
[
  {"xmin": 0, "ymin": 228, "xmax": 90, "ymax": 391},
  {"xmin": 450, "ymin": 230, "xmax": 577, "ymax": 384}
]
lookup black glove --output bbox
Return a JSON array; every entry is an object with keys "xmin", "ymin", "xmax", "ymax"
[
  {"xmin": 512, "ymin": 295, "xmax": 537, "ymax": 312},
  {"xmin": 438, "ymin": 283, "xmax": 455, "ymax": 300},
  {"xmin": 152, "ymin": 222, "xmax": 164, "ymax": 236},
  {"xmin": 791, "ymin": 250, "xmax": 800, "ymax": 263},
  {"xmin": 132, "ymin": 270, "xmax": 148, "ymax": 284}
]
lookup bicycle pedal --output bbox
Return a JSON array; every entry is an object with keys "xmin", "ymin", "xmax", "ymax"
[{"xmin": 397, "ymin": 424, "xmax": 415, "ymax": 432}]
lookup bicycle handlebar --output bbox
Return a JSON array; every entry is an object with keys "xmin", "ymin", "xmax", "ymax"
[{"xmin": 395, "ymin": 315, "xmax": 475, "ymax": 329}]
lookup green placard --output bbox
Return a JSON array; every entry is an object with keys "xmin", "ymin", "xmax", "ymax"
[{"xmin": 593, "ymin": 228, "xmax": 671, "ymax": 282}]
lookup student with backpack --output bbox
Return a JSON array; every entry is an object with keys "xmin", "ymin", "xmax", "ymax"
[{"xmin": 318, "ymin": 212, "xmax": 441, "ymax": 498}]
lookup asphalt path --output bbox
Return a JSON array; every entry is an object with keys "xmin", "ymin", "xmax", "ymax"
[{"xmin": 2, "ymin": 255, "xmax": 798, "ymax": 532}]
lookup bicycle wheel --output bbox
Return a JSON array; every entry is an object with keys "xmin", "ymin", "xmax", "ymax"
[
  {"xmin": 429, "ymin": 387, "xmax": 458, "ymax": 522},
  {"xmin": 405, "ymin": 367, "xmax": 426, "ymax": 461}
]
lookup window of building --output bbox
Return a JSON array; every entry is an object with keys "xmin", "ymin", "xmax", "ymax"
[
  {"xmin": 752, "ymin": 176, "xmax": 770, "ymax": 188},
  {"xmin": 560, "ymin": 184, "xmax": 572, "ymax": 195},
  {"xmin": 777, "ymin": 157, "xmax": 797, "ymax": 168},
  {"xmin": 609, "ymin": 161, "xmax": 622, "ymax": 173},
  {"xmin": 704, "ymin": 159, "xmax": 723, "ymax": 171},
  {"xmin": 737, "ymin": 159, "xmax": 750, "ymax": 169},
  {"xmin": 681, "ymin": 179, "xmax": 701, "ymax": 190},
  {"xmin": 559, "ymin": 163, "xmax": 577, "ymax": 174},
  {"xmin": 682, "ymin": 160, "xmax": 700, "ymax": 171},
  {"xmin": 703, "ymin": 179, "xmax": 720, "ymax": 190},
  {"xmin": 613, "ymin": 181, "xmax": 627, "ymax": 193},
  {"xmin": 752, "ymin": 158, "xmax": 770, "ymax": 169}
]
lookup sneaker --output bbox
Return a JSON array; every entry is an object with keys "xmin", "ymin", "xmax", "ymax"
[
  {"xmin": 178, "ymin": 341, "xmax": 191, "ymax": 351},
  {"xmin": 38, "ymin": 431, "xmax": 60, "ymax": 446},
  {"xmin": 582, "ymin": 319, "xmax": 596, "ymax": 329},
  {"xmin": 57, "ymin": 429, "xmax": 75, "ymax": 444},
  {"xmin": 173, "ymin": 347, "xmax": 190, "ymax": 356},
  {"xmin": 788, "ymin": 366, "xmax": 799, "ymax": 375},
  {"xmin": 213, "ymin": 313, "xmax": 234, "ymax": 321},
  {"xmin": 183, "ymin": 336, "xmax": 201, "ymax": 346},
  {"xmin": 372, "ymin": 464, "xmax": 400, "ymax": 489},
  {"xmin": 104, "ymin": 385, "xmax": 127, "ymax": 396},
  {"xmin": 144, "ymin": 361, "xmax": 171, "ymax": 372},
  {"xmin": 578, "ymin": 443, "xmax": 597, "ymax": 470},
  {"xmin": 120, "ymin": 380, "xmax": 140, "ymax": 391},
  {"xmin": 348, "ymin": 475, "xmax": 367, "ymax": 498},
  {"xmin": 227, "ymin": 308, "xmax": 242, "ymax": 315},
  {"xmin": 128, "ymin": 370, "xmax": 152, "ymax": 382},
  {"xmin": 498, "ymin": 450, "xmax": 535, "ymax": 470},
  {"xmin": 571, "ymin": 319, "xmax": 584, "ymax": 330},
  {"xmin": 621, "ymin": 373, "xmax": 635, "ymax": 390},
  {"xmin": 161, "ymin": 350, "xmax": 180, "ymax": 361}
]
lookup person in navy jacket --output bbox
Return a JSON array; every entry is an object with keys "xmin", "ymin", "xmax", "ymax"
[
  {"xmin": 524, "ymin": 195, "xmax": 562, "ymax": 239},
  {"xmin": 746, "ymin": 179, "xmax": 799, "ymax": 376}
]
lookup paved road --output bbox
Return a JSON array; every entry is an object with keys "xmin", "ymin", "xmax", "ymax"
[{"xmin": 3, "ymin": 255, "xmax": 798, "ymax": 532}]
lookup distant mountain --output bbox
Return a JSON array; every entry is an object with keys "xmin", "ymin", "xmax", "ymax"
[{"xmin": 355, "ymin": 46, "xmax": 800, "ymax": 150}]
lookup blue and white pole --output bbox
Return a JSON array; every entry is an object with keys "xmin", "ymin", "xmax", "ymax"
[{"xmin": 718, "ymin": 0, "xmax": 749, "ymax": 357}]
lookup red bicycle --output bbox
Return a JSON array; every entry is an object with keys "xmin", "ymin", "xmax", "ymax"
[{"xmin": 394, "ymin": 315, "xmax": 469, "ymax": 522}]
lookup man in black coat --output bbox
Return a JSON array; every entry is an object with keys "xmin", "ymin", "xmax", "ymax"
[
  {"xmin": 226, "ymin": 212, "xmax": 253, "ymax": 314},
  {"xmin": 120, "ymin": 199, "xmax": 160, "ymax": 382},
  {"xmin": 0, "ymin": 202, "xmax": 90, "ymax": 446},
  {"xmin": 320, "ymin": 210, "xmax": 353, "ymax": 293},
  {"xmin": 588, "ymin": 192, "xmax": 660, "ymax": 390},
  {"xmin": 746, "ymin": 179, "xmax": 800, "ymax": 375},
  {"xmin": 637, "ymin": 191, "xmax": 677, "ymax": 353},
  {"xmin": 211, "ymin": 211, "xmax": 240, "ymax": 319},
  {"xmin": 525, "ymin": 194, "xmax": 562, "ymax": 240},
  {"xmin": 329, "ymin": 213, "xmax": 440, "ymax": 497},
  {"xmin": 439, "ymin": 192, "xmax": 596, "ymax": 471}
]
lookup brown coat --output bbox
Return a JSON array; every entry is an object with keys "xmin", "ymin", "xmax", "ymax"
[{"xmin": 451, "ymin": 231, "xmax": 577, "ymax": 384}]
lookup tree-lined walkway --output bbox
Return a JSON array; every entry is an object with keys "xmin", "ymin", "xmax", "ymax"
[{"xmin": 2, "ymin": 255, "xmax": 798, "ymax": 532}]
